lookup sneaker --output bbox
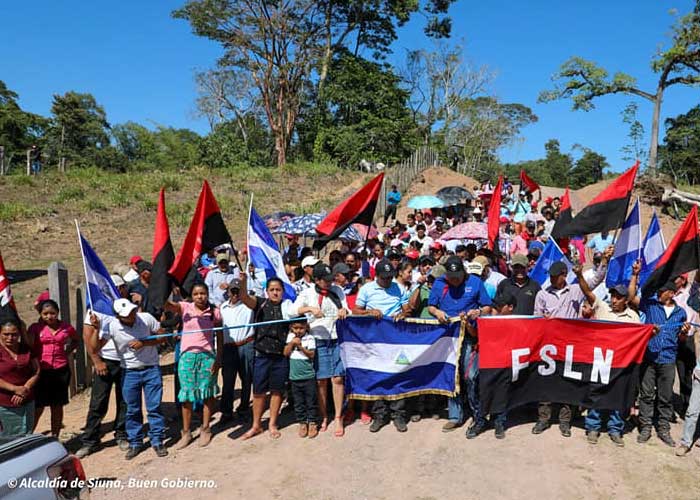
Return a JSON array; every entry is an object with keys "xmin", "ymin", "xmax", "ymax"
[
  {"xmin": 369, "ymin": 419, "xmax": 386, "ymax": 433},
  {"xmin": 676, "ymin": 444, "xmax": 690, "ymax": 456},
  {"xmin": 587, "ymin": 431, "xmax": 600, "ymax": 445},
  {"xmin": 442, "ymin": 421, "xmax": 460, "ymax": 433},
  {"xmin": 466, "ymin": 422, "xmax": 486, "ymax": 440},
  {"xmin": 559, "ymin": 423, "xmax": 572, "ymax": 438},
  {"xmin": 125, "ymin": 446, "xmax": 141, "ymax": 460},
  {"xmin": 410, "ymin": 414, "xmax": 421, "ymax": 423},
  {"xmin": 531, "ymin": 421, "xmax": 550, "ymax": 435},
  {"xmin": 394, "ymin": 419, "xmax": 408, "ymax": 433},
  {"xmin": 117, "ymin": 439, "xmax": 130, "ymax": 452},
  {"xmin": 637, "ymin": 427, "xmax": 652, "ymax": 443},
  {"xmin": 494, "ymin": 422, "xmax": 506, "ymax": 440},
  {"xmin": 307, "ymin": 423, "xmax": 319, "ymax": 439},
  {"xmin": 609, "ymin": 434, "xmax": 624, "ymax": 447},
  {"xmin": 153, "ymin": 445, "xmax": 168, "ymax": 457},
  {"xmin": 298, "ymin": 423, "xmax": 308, "ymax": 438},
  {"xmin": 75, "ymin": 445, "xmax": 99, "ymax": 459},
  {"xmin": 658, "ymin": 432, "xmax": 676, "ymax": 447}
]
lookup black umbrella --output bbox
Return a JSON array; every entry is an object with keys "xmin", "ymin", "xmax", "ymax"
[{"xmin": 436, "ymin": 186, "xmax": 474, "ymax": 201}]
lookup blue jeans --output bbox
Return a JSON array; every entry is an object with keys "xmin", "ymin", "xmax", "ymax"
[
  {"xmin": 680, "ymin": 374, "xmax": 700, "ymax": 447},
  {"xmin": 121, "ymin": 365, "xmax": 166, "ymax": 448},
  {"xmin": 31, "ymin": 160, "xmax": 41, "ymax": 174},
  {"xmin": 221, "ymin": 342, "xmax": 254, "ymax": 414},
  {"xmin": 449, "ymin": 341, "xmax": 484, "ymax": 425},
  {"xmin": 585, "ymin": 409, "xmax": 624, "ymax": 436}
]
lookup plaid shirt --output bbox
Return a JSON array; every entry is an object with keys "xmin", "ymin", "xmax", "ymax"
[{"xmin": 640, "ymin": 298, "xmax": 687, "ymax": 364}]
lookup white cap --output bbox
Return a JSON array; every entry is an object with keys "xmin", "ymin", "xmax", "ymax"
[
  {"xmin": 113, "ymin": 298, "xmax": 138, "ymax": 318},
  {"xmin": 111, "ymin": 274, "xmax": 126, "ymax": 287},
  {"xmin": 466, "ymin": 262, "xmax": 484, "ymax": 275},
  {"xmin": 301, "ymin": 256, "xmax": 319, "ymax": 268}
]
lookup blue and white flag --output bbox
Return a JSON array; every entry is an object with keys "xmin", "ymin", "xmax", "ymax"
[
  {"xmin": 605, "ymin": 199, "xmax": 642, "ymax": 288},
  {"xmin": 248, "ymin": 207, "xmax": 296, "ymax": 300},
  {"xmin": 528, "ymin": 238, "xmax": 576, "ymax": 288},
  {"xmin": 338, "ymin": 318, "xmax": 463, "ymax": 399},
  {"xmin": 639, "ymin": 210, "xmax": 666, "ymax": 287},
  {"xmin": 78, "ymin": 232, "xmax": 120, "ymax": 316}
]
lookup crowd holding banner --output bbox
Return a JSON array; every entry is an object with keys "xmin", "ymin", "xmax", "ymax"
[{"xmin": 0, "ymin": 164, "xmax": 699, "ymax": 462}]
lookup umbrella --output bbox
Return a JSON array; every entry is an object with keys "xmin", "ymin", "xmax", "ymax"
[
  {"xmin": 262, "ymin": 211, "xmax": 296, "ymax": 231},
  {"xmin": 407, "ymin": 195, "xmax": 446, "ymax": 210},
  {"xmin": 441, "ymin": 222, "xmax": 488, "ymax": 240},
  {"xmin": 436, "ymin": 186, "xmax": 474, "ymax": 201},
  {"xmin": 353, "ymin": 223, "xmax": 378, "ymax": 240},
  {"xmin": 276, "ymin": 213, "xmax": 365, "ymax": 241}
]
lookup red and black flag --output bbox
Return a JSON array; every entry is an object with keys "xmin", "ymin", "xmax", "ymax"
[
  {"xmin": 553, "ymin": 162, "xmax": 639, "ymax": 238},
  {"xmin": 147, "ymin": 188, "xmax": 175, "ymax": 313},
  {"xmin": 313, "ymin": 173, "xmax": 384, "ymax": 250},
  {"xmin": 169, "ymin": 181, "xmax": 231, "ymax": 293},
  {"xmin": 487, "ymin": 175, "xmax": 503, "ymax": 250},
  {"xmin": 478, "ymin": 317, "xmax": 654, "ymax": 414},
  {"xmin": 550, "ymin": 186, "xmax": 572, "ymax": 240},
  {"xmin": 642, "ymin": 205, "xmax": 700, "ymax": 297},
  {"xmin": 519, "ymin": 169, "xmax": 540, "ymax": 194},
  {"xmin": 0, "ymin": 252, "xmax": 19, "ymax": 323}
]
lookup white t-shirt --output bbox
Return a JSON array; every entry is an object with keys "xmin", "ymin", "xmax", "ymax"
[
  {"xmin": 84, "ymin": 311, "xmax": 120, "ymax": 361},
  {"xmin": 285, "ymin": 332, "xmax": 316, "ymax": 361},
  {"xmin": 100, "ymin": 313, "xmax": 161, "ymax": 369},
  {"xmin": 220, "ymin": 300, "xmax": 254, "ymax": 344},
  {"xmin": 291, "ymin": 285, "xmax": 348, "ymax": 340}
]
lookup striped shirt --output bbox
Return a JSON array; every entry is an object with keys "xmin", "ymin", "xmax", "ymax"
[{"xmin": 640, "ymin": 298, "xmax": 687, "ymax": 364}]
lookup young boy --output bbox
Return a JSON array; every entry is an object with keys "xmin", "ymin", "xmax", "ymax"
[{"xmin": 283, "ymin": 318, "xmax": 318, "ymax": 438}]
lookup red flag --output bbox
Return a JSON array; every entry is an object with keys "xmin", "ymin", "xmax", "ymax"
[
  {"xmin": 169, "ymin": 181, "xmax": 231, "ymax": 284},
  {"xmin": 519, "ymin": 170, "xmax": 540, "ymax": 193},
  {"xmin": 147, "ymin": 188, "xmax": 175, "ymax": 312},
  {"xmin": 553, "ymin": 162, "xmax": 639, "ymax": 238},
  {"xmin": 314, "ymin": 173, "xmax": 384, "ymax": 250},
  {"xmin": 550, "ymin": 187, "xmax": 572, "ymax": 240},
  {"xmin": 0, "ymin": 252, "xmax": 19, "ymax": 323},
  {"xmin": 642, "ymin": 205, "xmax": 700, "ymax": 296},
  {"xmin": 487, "ymin": 175, "xmax": 503, "ymax": 250}
]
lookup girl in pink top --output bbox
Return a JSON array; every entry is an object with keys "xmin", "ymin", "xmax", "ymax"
[
  {"xmin": 28, "ymin": 299, "xmax": 78, "ymax": 438},
  {"xmin": 165, "ymin": 283, "xmax": 223, "ymax": 449}
]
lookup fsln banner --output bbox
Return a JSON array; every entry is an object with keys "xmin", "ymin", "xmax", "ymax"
[
  {"xmin": 338, "ymin": 317, "xmax": 464, "ymax": 401},
  {"xmin": 478, "ymin": 317, "xmax": 654, "ymax": 413}
]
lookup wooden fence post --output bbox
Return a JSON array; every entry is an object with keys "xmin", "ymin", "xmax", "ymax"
[
  {"xmin": 73, "ymin": 284, "xmax": 90, "ymax": 391},
  {"xmin": 0, "ymin": 146, "xmax": 4, "ymax": 176},
  {"xmin": 48, "ymin": 262, "xmax": 77, "ymax": 396},
  {"xmin": 26, "ymin": 149, "xmax": 31, "ymax": 176}
]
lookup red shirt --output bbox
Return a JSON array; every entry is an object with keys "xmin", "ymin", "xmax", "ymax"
[
  {"xmin": 28, "ymin": 321, "xmax": 78, "ymax": 370},
  {"xmin": 0, "ymin": 346, "xmax": 35, "ymax": 407}
]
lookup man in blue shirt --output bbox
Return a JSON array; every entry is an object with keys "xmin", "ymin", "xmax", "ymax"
[
  {"xmin": 428, "ymin": 256, "xmax": 491, "ymax": 433},
  {"xmin": 383, "ymin": 184, "xmax": 402, "ymax": 226},
  {"xmin": 629, "ymin": 261, "xmax": 690, "ymax": 447},
  {"xmin": 587, "ymin": 231, "xmax": 615, "ymax": 253},
  {"xmin": 353, "ymin": 258, "xmax": 410, "ymax": 432}
]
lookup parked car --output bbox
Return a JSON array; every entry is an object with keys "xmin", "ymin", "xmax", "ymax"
[{"xmin": 0, "ymin": 434, "xmax": 89, "ymax": 499}]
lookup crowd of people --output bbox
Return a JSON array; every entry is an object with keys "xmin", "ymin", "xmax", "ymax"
[{"xmin": 0, "ymin": 178, "xmax": 699, "ymax": 465}]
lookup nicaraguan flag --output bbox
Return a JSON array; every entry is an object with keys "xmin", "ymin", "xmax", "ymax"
[
  {"xmin": 529, "ymin": 238, "xmax": 576, "ymax": 288},
  {"xmin": 248, "ymin": 207, "xmax": 296, "ymax": 300},
  {"xmin": 639, "ymin": 210, "xmax": 666, "ymax": 287},
  {"xmin": 338, "ymin": 318, "xmax": 463, "ymax": 399},
  {"xmin": 605, "ymin": 199, "xmax": 641, "ymax": 288},
  {"xmin": 78, "ymin": 232, "xmax": 120, "ymax": 316}
]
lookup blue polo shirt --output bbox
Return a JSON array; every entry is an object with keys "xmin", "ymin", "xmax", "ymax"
[
  {"xmin": 356, "ymin": 281, "xmax": 407, "ymax": 317},
  {"xmin": 428, "ymin": 275, "xmax": 492, "ymax": 317},
  {"xmin": 640, "ymin": 297, "xmax": 687, "ymax": 364}
]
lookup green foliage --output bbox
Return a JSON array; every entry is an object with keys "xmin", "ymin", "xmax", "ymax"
[
  {"xmin": 199, "ymin": 118, "xmax": 272, "ymax": 168},
  {"xmin": 0, "ymin": 80, "xmax": 47, "ymax": 170},
  {"xmin": 0, "ymin": 201, "xmax": 41, "ymax": 221},
  {"xmin": 659, "ymin": 104, "xmax": 700, "ymax": 185},
  {"xmin": 620, "ymin": 102, "xmax": 648, "ymax": 164},
  {"xmin": 53, "ymin": 186, "xmax": 86, "ymax": 203},
  {"xmin": 569, "ymin": 148, "xmax": 608, "ymax": 189}
]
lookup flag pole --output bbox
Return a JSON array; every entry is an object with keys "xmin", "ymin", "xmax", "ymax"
[
  {"xmin": 75, "ymin": 219, "xmax": 94, "ymax": 312},
  {"xmin": 636, "ymin": 196, "xmax": 642, "ymax": 261},
  {"xmin": 247, "ymin": 193, "xmax": 254, "ymax": 262}
]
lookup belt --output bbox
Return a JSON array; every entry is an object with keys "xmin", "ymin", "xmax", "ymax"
[
  {"xmin": 225, "ymin": 337, "xmax": 255, "ymax": 347},
  {"xmin": 125, "ymin": 365, "xmax": 157, "ymax": 372}
]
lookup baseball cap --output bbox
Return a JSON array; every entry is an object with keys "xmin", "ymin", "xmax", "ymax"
[
  {"xmin": 301, "ymin": 256, "xmax": 319, "ymax": 268},
  {"xmin": 375, "ymin": 259, "xmax": 396, "ymax": 279},
  {"xmin": 136, "ymin": 261, "xmax": 152, "ymax": 274},
  {"xmin": 493, "ymin": 291, "xmax": 517, "ymax": 308},
  {"xmin": 129, "ymin": 255, "xmax": 143, "ymax": 265},
  {"xmin": 434, "ymin": 217, "xmax": 444, "ymax": 224},
  {"xmin": 511, "ymin": 254, "xmax": 528, "ymax": 267},
  {"xmin": 113, "ymin": 298, "xmax": 137, "ymax": 318},
  {"xmin": 609, "ymin": 284, "xmax": 628, "ymax": 297},
  {"xmin": 525, "ymin": 220, "xmax": 536, "ymax": 229},
  {"xmin": 387, "ymin": 249, "xmax": 402, "ymax": 260},
  {"xmin": 473, "ymin": 207, "xmax": 482, "ymax": 214},
  {"xmin": 659, "ymin": 281, "xmax": 678, "ymax": 293},
  {"xmin": 548, "ymin": 261, "xmax": 568, "ymax": 277},
  {"xmin": 406, "ymin": 250, "xmax": 420, "ymax": 260},
  {"xmin": 313, "ymin": 262, "xmax": 333, "ymax": 281},
  {"xmin": 466, "ymin": 262, "xmax": 484, "ymax": 275},
  {"xmin": 228, "ymin": 278, "xmax": 242, "ymax": 290},
  {"xmin": 111, "ymin": 274, "xmax": 126, "ymax": 287},
  {"xmin": 445, "ymin": 256, "xmax": 466, "ymax": 279},
  {"xmin": 499, "ymin": 216, "xmax": 509, "ymax": 224},
  {"xmin": 473, "ymin": 255, "xmax": 490, "ymax": 268},
  {"xmin": 419, "ymin": 255, "xmax": 435, "ymax": 265},
  {"xmin": 332, "ymin": 263, "xmax": 351, "ymax": 275},
  {"xmin": 531, "ymin": 201, "xmax": 538, "ymax": 208},
  {"xmin": 216, "ymin": 253, "xmax": 229, "ymax": 263},
  {"xmin": 545, "ymin": 197, "xmax": 553, "ymax": 204},
  {"xmin": 429, "ymin": 241, "xmax": 444, "ymax": 251}
]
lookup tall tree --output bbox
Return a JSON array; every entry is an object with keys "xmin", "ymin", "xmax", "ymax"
[
  {"xmin": 538, "ymin": 3, "xmax": 700, "ymax": 173},
  {"xmin": 569, "ymin": 147, "xmax": 608, "ymax": 189},
  {"xmin": 620, "ymin": 102, "xmax": 648, "ymax": 165},
  {"xmin": 0, "ymin": 81, "xmax": 46, "ymax": 168}
]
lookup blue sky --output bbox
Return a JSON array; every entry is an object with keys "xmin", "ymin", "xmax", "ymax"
[{"xmin": 1, "ymin": 1, "xmax": 698, "ymax": 172}]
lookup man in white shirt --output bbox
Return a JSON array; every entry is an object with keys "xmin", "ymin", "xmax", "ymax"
[
  {"xmin": 205, "ymin": 254, "xmax": 240, "ymax": 305},
  {"xmin": 219, "ymin": 279, "xmax": 255, "ymax": 420},
  {"xmin": 294, "ymin": 256, "xmax": 318, "ymax": 295},
  {"xmin": 91, "ymin": 299, "xmax": 167, "ymax": 460}
]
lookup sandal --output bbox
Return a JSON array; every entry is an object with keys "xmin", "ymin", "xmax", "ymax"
[{"xmin": 308, "ymin": 423, "xmax": 319, "ymax": 439}]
